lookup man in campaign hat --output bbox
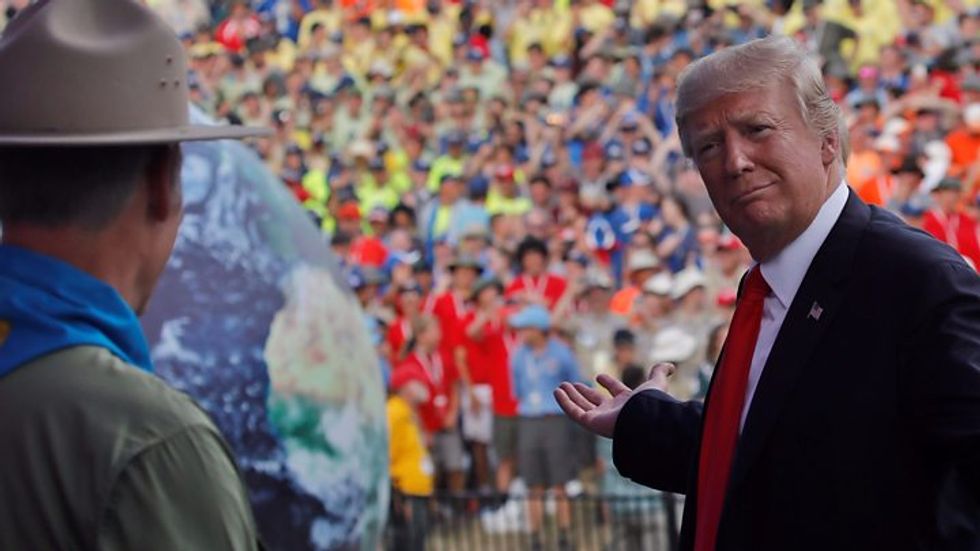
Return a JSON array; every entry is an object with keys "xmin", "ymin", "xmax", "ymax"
[{"xmin": 0, "ymin": 0, "xmax": 268, "ymax": 548}]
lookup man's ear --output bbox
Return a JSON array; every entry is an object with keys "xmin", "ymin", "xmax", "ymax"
[
  {"xmin": 821, "ymin": 130, "xmax": 840, "ymax": 167},
  {"xmin": 145, "ymin": 145, "xmax": 182, "ymax": 223}
]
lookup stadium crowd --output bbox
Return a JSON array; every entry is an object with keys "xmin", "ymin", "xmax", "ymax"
[{"xmin": 3, "ymin": 0, "xmax": 974, "ymax": 547}]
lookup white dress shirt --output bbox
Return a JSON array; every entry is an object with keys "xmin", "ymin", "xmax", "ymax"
[{"xmin": 740, "ymin": 183, "xmax": 850, "ymax": 429}]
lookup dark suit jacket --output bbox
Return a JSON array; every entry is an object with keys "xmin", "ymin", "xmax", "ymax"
[{"xmin": 613, "ymin": 190, "xmax": 980, "ymax": 550}]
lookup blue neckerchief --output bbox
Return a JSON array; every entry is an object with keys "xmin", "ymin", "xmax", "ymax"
[{"xmin": 0, "ymin": 245, "xmax": 153, "ymax": 377}]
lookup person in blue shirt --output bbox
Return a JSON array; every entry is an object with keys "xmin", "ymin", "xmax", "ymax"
[{"xmin": 508, "ymin": 305, "xmax": 582, "ymax": 551}]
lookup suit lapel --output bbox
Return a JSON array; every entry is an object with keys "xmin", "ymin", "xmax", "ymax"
[{"xmin": 727, "ymin": 190, "xmax": 871, "ymax": 490}]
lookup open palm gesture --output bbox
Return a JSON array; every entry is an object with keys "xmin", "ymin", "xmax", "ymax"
[{"xmin": 554, "ymin": 363, "xmax": 676, "ymax": 438}]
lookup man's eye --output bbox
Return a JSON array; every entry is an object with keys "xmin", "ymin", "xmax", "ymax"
[
  {"xmin": 698, "ymin": 142, "xmax": 717, "ymax": 155},
  {"xmin": 750, "ymin": 125, "xmax": 771, "ymax": 135}
]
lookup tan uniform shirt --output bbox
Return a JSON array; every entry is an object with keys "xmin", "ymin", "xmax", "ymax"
[{"xmin": 0, "ymin": 346, "xmax": 262, "ymax": 550}]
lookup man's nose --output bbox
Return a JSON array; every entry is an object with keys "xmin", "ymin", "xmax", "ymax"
[{"xmin": 724, "ymin": 135, "xmax": 755, "ymax": 176}]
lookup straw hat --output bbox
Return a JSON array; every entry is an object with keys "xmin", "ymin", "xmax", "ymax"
[{"xmin": 0, "ymin": 0, "xmax": 269, "ymax": 145}]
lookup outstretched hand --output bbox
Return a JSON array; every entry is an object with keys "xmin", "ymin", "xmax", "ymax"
[{"xmin": 554, "ymin": 363, "xmax": 676, "ymax": 438}]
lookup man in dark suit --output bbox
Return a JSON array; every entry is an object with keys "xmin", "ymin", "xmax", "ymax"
[{"xmin": 555, "ymin": 36, "xmax": 980, "ymax": 550}]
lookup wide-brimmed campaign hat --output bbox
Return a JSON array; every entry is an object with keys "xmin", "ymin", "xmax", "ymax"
[{"xmin": 0, "ymin": 0, "xmax": 269, "ymax": 145}]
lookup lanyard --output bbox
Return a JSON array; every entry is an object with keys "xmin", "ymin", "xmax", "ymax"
[
  {"xmin": 416, "ymin": 351, "xmax": 443, "ymax": 387},
  {"xmin": 451, "ymin": 291, "xmax": 471, "ymax": 320},
  {"xmin": 524, "ymin": 346, "xmax": 550, "ymax": 383},
  {"xmin": 522, "ymin": 275, "xmax": 549, "ymax": 302}
]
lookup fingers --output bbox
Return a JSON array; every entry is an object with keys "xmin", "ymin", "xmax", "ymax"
[
  {"xmin": 572, "ymin": 382, "xmax": 604, "ymax": 406},
  {"xmin": 645, "ymin": 362, "xmax": 676, "ymax": 391},
  {"xmin": 554, "ymin": 387, "xmax": 585, "ymax": 422},
  {"xmin": 558, "ymin": 382, "xmax": 596, "ymax": 412},
  {"xmin": 596, "ymin": 373, "xmax": 630, "ymax": 396}
]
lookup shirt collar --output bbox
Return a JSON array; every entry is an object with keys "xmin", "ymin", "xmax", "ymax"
[{"xmin": 760, "ymin": 182, "xmax": 849, "ymax": 309}]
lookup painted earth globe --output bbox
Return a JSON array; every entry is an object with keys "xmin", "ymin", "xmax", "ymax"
[{"xmin": 141, "ymin": 113, "xmax": 388, "ymax": 550}]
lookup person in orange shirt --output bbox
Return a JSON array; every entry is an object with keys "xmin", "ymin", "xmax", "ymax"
[
  {"xmin": 609, "ymin": 248, "xmax": 662, "ymax": 316},
  {"xmin": 857, "ymin": 134, "xmax": 902, "ymax": 207},
  {"xmin": 846, "ymin": 124, "xmax": 882, "ymax": 191},
  {"xmin": 945, "ymin": 104, "xmax": 980, "ymax": 198}
]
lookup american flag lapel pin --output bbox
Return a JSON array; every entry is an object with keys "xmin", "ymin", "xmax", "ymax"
[{"xmin": 808, "ymin": 302, "xmax": 823, "ymax": 321}]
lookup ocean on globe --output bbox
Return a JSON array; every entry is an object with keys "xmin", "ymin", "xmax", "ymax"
[{"xmin": 141, "ymin": 111, "xmax": 389, "ymax": 550}]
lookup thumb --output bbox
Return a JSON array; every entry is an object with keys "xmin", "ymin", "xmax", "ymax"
[{"xmin": 645, "ymin": 362, "xmax": 676, "ymax": 392}]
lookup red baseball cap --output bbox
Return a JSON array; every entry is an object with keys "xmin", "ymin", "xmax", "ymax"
[
  {"xmin": 338, "ymin": 202, "xmax": 361, "ymax": 221},
  {"xmin": 494, "ymin": 164, "xmax": 515, "ymax": 181},
  {"xmin": 717, "ymin": 234, "xmax": 743, "ymax": 251},
  {"xmin": 582, "ymin": 142, "xmax": 604, "ymax": 160},
  {"xmin": 716, "ymin": 288, "xmax": 737, "ymax": 308}
]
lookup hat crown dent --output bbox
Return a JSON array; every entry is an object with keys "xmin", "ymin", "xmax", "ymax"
[{"xmin": 0, "ymin": 0, "xmax": 193, "ymax": 139}]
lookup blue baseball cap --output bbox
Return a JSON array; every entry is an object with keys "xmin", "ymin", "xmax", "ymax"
[
  {"xmin": 509, "ymin": 305, "xmax": 551, "ymax": 330},
  {"xmin": 541, "ymin": 149, "xmax": 558, "ymax": 168},
  {"xmin": 368, "ymin": 156, "xmax": 385, "ymax": 171},
  {"xmin": 550, "ymin": 55, "xmax": 572, "ymax": 68},
  {"xmin": 631, "ymin": 138, "xmax": 652, "ymax": 155},
  {"xmin": 605, "ymin": 140, "xmax": 625, "ymax": 160},
  {"xmin": 620, "ymin": 168, "xmax": 651, "ymax": 187},
  {"xmin": 412, "ymin": 158, "xmax": 432, "ymax": 172},
  {"xmin": 445, "ymin": 130, "xmax": 466, "ymax": 145},
  {"xmin": 468, "ymin": 174, "xmax": 490, "ymax": 196},
  {"xmin": 620, "ymin": 112, "xmax": 640, "ymax": 130},
  {"xmin": 899, "ymin": 200, "xmax": 926, "ymax": 217}
]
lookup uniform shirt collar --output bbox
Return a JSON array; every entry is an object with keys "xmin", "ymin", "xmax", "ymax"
[{"xmin": 759, "ymin": 182, "xmax": 849, "ymax": 308}]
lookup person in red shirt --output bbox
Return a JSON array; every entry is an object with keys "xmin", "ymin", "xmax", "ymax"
[
  {"xmin": 398, "ymin": 315, "xmax": 465, "ymax": 495},
  {"xmin": 427, "ymin": 254, "xmax": 481, "ymax": 496},
  {"xmin": 387, "ymin": 281, "xmax": 426, "ymax": 366},
  {"xmin": 214, "ymin": 1, "xmax": 262, "ymax": 53},
  {"xmin": 923, "ymin": 178, "xmax": 980, "ymax": 269},
  {"xmin": 461, "ymin": 277, "xmax": 519, "ymax": 495},
  {"xmin": 337, "ymin": 202, "xmax": 388, "ymax": 268},
  {"xmin": 505, "ymin": 237, "xmax": 567, "ymax": 310},
  {"xmin": 429, "ymin": 254, "xmax": 481, "ymax": 369}
]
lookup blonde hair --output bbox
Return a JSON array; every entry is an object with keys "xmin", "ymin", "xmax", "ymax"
[{"xmin": 675, "ymin": 36, "xmax": 849, "ymax": 166}]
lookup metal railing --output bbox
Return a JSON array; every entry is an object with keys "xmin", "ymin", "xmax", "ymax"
[{"xmin": 385, "ymin": 492, "xmax": 681, "ymax": 551}]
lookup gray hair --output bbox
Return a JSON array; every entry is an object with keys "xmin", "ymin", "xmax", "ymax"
[
  {"xmin": 675, "ymin": 36, "xmax": 849, "ymax": 166},
  {"xmin": 0, "ymin": 145, "xmax": 166, "ymax": 229}
]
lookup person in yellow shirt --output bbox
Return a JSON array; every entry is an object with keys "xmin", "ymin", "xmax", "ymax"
[
  {"xmin": 296, "ymin": 0, "xmax": 343, "ymax": 51},
  {"xmin": 573, "ymin": 0, "xmax": 615, "ymax": 35},
  {"xmin": 425, "ymin": 1, "xmax": 460, "ymax": 67},
  {"xmin": 387, "ymin": 364, "xmax": 434, "ymax": 551}
]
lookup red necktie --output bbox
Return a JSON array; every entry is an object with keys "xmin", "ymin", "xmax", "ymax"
[{"xmin": 694, "ymin": 266, "xmax": 770, "ymax": 551}]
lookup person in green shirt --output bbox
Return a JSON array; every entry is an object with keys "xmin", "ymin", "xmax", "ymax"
[
  {"xmin": 358, "ymin": 156, "xmax": 401, "ymax": 213},
  {"xmin": 426, "ymin": 130, "xmax": 468, "ymax": 192},
  {"xmin": 0, "ymin": 0, "xmax": 266, "ymax": 548},
  {"xmin": 485, "ymin": 163, "xmax": 532, "ymax": 216}
]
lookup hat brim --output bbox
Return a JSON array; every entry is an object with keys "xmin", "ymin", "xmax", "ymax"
[
  {"xmin": 0, "ymin": 123, "xmax": 271, "ymax": 146},
  {"xmin": 628, "ymin": 262, "xmax": 659, "ymax": 272},
  {"xmin": 449, "ymin": 262, "xmax": 482, "ymax": 271}
]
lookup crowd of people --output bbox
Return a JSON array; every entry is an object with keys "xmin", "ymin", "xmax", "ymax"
[{"xmin": 7, "ymin": 0, "xmax": 974, "ymax": 547}]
